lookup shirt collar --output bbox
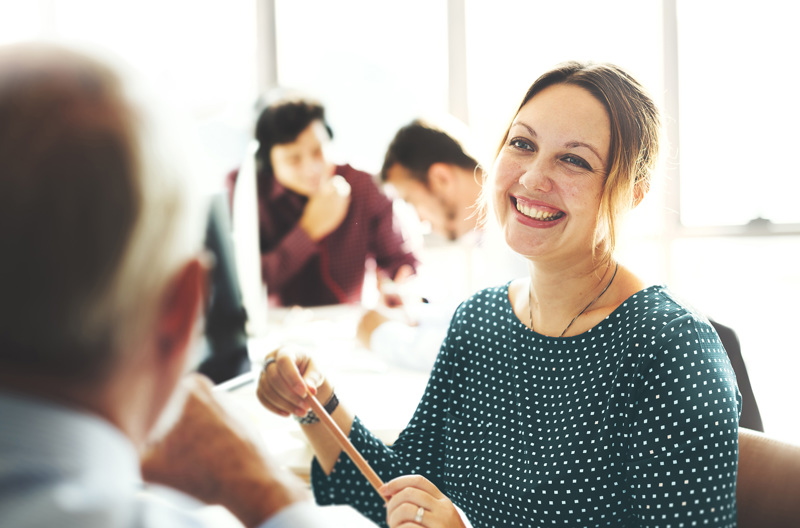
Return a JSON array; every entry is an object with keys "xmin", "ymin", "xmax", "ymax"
[{"xmin": 0, "ymin": 391, "xmax": 141, "ymax": 488}]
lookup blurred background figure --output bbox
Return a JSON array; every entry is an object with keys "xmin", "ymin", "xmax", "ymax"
[
  {"xmin": 226, "ymin": 95, "xmax": 418, "ymax": 308},
  {"xmin": 0, "ymin": 42, "xmax": 325, "ymax": 528},
  {"xmin": 357, "ymin": 118, "xmax": 527, "ymax": 371},
  {"xmin": 381, "ymin": 118, "xmax": 484, "ymax": 242}
]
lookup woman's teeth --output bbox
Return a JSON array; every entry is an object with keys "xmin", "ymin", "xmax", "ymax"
[{"xmin": 515, "ymin": 200, "xmax": 564, "ymax": 221}]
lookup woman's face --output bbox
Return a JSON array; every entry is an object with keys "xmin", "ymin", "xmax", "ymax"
[
  {"xmin": 492, "ymin": 83, "xmax": 611, "ymax": 264},
  {"xmin": 270, "ymin": 120, "xmax": 334, "ymax": 196}
]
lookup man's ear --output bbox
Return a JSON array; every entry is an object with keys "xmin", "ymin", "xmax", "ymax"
[
  {"xmin": 427, "ymin": 163, "xmax": 455, "ymax": 196},
  {"xmin": 155, "ymin": 255, "xmax": 210, "ymax": 370}
]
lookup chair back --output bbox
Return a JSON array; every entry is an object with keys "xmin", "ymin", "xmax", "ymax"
[{"xmin": 737, "ymin": 427, "xmax": 800, "ymax": 528}]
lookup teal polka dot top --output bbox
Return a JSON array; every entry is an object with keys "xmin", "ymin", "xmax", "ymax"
[{"xmin": 311, "ymin": 284, "xmax": 741, "ymax": 527}]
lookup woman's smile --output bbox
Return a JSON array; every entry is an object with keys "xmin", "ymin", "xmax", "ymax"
[{"xmin": 511, "ymin": 195, "xmax": 566, "ymax": 224}]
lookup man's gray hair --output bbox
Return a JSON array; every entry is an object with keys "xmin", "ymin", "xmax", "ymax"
[{"xmin": 0, "ymin": 43, "xmax": 207, "ymax": 379}]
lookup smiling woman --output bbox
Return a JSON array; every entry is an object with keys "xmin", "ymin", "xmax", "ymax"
[
  {"xmin": 489, "ymin": 62, "xmax": 661, "ymax": 274},
  {"xmin": 256, "ymin": 61, "xmax": 741, "ymax": 528}
]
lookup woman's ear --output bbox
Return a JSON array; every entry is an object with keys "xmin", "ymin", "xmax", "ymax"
[{"xmin": 632, "ymin": 178, "xmax": 649, "ymax": 208}]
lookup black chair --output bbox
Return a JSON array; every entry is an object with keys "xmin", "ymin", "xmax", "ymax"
[
  {"xmin": 196, "ymin": 192, "xmax": 251, "ymax": 384},
  {"xmin": 709, "ymin": 319, "xmax": 764, "ymax": 432}
]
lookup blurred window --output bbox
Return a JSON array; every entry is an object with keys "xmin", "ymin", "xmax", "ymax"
[
  {"xmin": 273, "ymin": 0, "xmax": 449, "ymax": 174},
  {"xmin": 677, "ymin": 0, "xmax": 800, "ymax": 227}
]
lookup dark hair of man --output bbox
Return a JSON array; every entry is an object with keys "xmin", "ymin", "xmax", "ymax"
[
  {"xmin": 380, "ymin": 119, "xmax": 478, "ymax": 186},
  {"xmin": 254, "ymin": 98, "xmax": 333, "ymax": 177}
]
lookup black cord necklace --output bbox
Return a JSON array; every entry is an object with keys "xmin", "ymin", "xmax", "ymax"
[{"xmin": 528, "ymin": 262, "xmax": 619, "ymax": 337}]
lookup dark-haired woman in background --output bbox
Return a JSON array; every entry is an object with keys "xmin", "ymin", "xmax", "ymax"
[{"xmin": 226, "ymin": 96, "xmax": 418, "ymax": 307}]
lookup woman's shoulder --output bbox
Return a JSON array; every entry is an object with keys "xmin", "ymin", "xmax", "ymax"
[
  {"xmin": 465, "ymin": 281, "xmax": 512, "ymax": 303},
  {"xmin": 615, "ymin": 284, "xmax": 719, "ymax": 345},
  {"xmin": 450, "ymin": 283, "xmax": 513, "ymax": 321},
  {"xmin": 440, "ymin": 283, "xmax": 518, "ymax": 358},
  {"xmin": 622, "ymin": 285, "xmax": 707, "ymax": 319}
]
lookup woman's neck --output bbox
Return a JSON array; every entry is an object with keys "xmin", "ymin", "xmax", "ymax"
[{"xmin": 525, "ymin": 258, "xmax": 618, "ymax": 337}]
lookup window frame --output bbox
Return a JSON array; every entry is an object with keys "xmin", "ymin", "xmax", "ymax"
[{"xmin": 662, "ymin": 0, "xmax": 800, "ymax": 239}]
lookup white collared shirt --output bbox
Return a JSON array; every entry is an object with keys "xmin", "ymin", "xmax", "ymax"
[{"xmin": 0, "ymin": 392, "xmax": 326, "ymax": 528}]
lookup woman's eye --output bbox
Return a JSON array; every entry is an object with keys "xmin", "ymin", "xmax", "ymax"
[
  {"xmin": 563, "ymin": 154, "xmax": 591, "ymax": 170},
  {"xmin": 509, "ymin": 137, "xmax": 534, "ymax": 152}
]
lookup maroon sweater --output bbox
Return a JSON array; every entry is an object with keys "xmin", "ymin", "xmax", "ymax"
[{"xmin": 226, "ymin": 164, "xmax": 418, "ymax": 307}]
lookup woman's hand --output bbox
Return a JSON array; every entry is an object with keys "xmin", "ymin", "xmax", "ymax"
[
  {"xmin": 299, "ymin": 174, "xmax": 351, "ymax": 241},
  {"xmin": 256, "ymin": 344, "xmax": 329, "ymax": 418},
  {"xmin": 380, "ymin": 475, "xmax": 466, "ymax": 528}
]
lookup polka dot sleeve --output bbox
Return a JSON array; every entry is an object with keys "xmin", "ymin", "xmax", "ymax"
[
  {"xmin": 626, "ymin": 313, "xmax": 740, "ymax": 526},
  {"xmin": 310, "ymin": 285, "xmax": 742, "ymax": 528},
  {"xmin": 309, "ymin": 304, "xmax": 462, "ymax": 526}
]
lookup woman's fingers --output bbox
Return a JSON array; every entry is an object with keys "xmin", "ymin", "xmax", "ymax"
[
  {"xmin": 255, "ymin": 370, "xmax": 297, "ymax": 417},
  {"xmin": 380, "ymin": 474, "xmax": 443, "ymax": 500},
  {"xmin": 386, "ymin": 502, "xmax": 430, "ymax": 528},
  {"xmin": 385, "ymin": 487, "xmax": 435, "ymax": 527},
  {"xmin": 381, "ymin": 475, "xmax": 464, "ymax": 528},
  {"xmin": 256, "ymin": 346, "xmax": 323, "ymax": 417},
  {"xmin": 275, "ymin": 352, "xmax": 312, "ymax": 398}
]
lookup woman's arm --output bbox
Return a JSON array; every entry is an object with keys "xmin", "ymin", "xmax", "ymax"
[
  {"xmin": 257, "ymin": 301, "xmax": 465, "ymax": 527},
  {"xmin": 309, "ymin": 303, "xmax": 464, "ymax": 527},
  {"xmin": 626, "ymin": 313, "xmax": 740, "ymax": 527},
  {"xmin": 225, "ymin": 168, "xmax": 321, "ymax": 290},
  {"xmin": 258, "ymin": 224, "xmax": 319, "ymax": 289}
]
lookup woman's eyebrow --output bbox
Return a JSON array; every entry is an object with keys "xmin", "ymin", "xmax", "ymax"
[
  {"xmin": 565, "ymin": 141, "xmax": 605, "ymax": 165},
  {"xmin": 510, "ymin": 121, "xmax": 537, "ymax": 138}
]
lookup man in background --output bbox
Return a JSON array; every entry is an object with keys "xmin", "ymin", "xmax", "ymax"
[
  {"xmin": 357, "ymin": 119, "xmax": 526, "ymax": 371},
  {"xmin": 0, "ymin": 43, "xmax": 324, "ymax": 527},
  {"xmin": 380, "ymin": 118, "xmax": 484, "ymax": 242}
]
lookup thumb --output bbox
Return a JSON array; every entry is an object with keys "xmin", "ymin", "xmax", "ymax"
[
  {"xmin": 330, "ymin": 175, "xmax": 351, "ymax": 197},
  {"xmin": 303, "ymin": 369, "xmax": 325, "ymax": 395}
]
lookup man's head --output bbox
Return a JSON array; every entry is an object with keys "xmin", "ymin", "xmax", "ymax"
[
  {"xmin": 0, "ymin": 43, "xmax": 207, "ymax": 441},
  {"xmin": 381, "ymin": 119, "xmax": 482, "ymax": 240},
  {"xmin": 255, "ymin": 97, "xmax": 335, "ymax": 196}
]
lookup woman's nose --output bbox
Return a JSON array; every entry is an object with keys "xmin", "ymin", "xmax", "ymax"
[
  {"xmin": 518, "ymin": 156, "xmax": 553, "ymax": 193},
  {"xmin": 303, "ymin": 158, "xmax": 326, "ymax": 180}
]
